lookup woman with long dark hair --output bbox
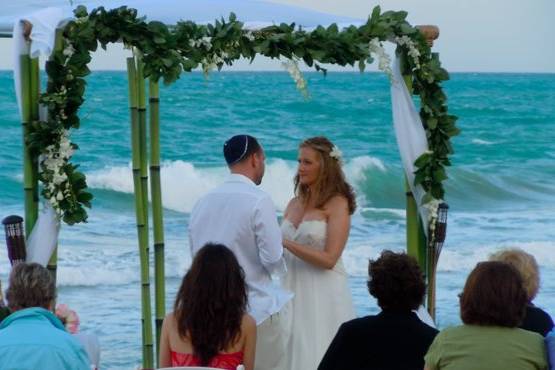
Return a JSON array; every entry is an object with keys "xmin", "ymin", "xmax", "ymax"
[
  {"xmin": 281, "ymin": 136, "xmax": 357, "ymax": 369},
  {"xmin": 159, "ymin": 243, "xmax": 256, "ymax": 369}
]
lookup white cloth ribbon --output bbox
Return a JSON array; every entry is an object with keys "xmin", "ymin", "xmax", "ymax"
[
  {"xmin": 13, "ymin": 8, "xmax": 67, "ymax": 265},
  {"xmin": 13, "ymin": 7, "xmax": 68, "ymax": 116},
  {"xmin": 26, "ymin": 203, "xmax": 60, "ymax": 266},
  {"xmin": 390, "ymin": 56, "xmax": 430, "ymax": 235}
]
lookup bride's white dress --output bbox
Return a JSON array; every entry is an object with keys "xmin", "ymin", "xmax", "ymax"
[{"xmin": 281, "ymin": 219, "xmax": 355, "ymax": 370}]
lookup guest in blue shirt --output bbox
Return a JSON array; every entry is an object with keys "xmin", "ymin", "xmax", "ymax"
[
  {"xmin": 547, "ymin": 329, "xmax": 555, "ymax": 370},
  {"xmin": 0, "ymin": 263, "xmax": 90, "ymax": 370}
]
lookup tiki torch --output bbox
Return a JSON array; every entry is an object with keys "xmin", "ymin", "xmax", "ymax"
[{"xmin": 2, "ymin": 215, "xmax": 27, "ymax": 266}]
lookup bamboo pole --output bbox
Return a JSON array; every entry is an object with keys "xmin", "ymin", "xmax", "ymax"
[
  {"xmin": 137, "ymin": 57, "xmax": 149, "ymax": 227},
  {"xmin": 29, "ymin": 57, "xmax": 40, "ymax": 229},
  {"xmin": 20, "ymin": 52, "xmax": 34, "ymax": 238},
  {"xmin": 149, "ymin": 78, "xmax": 165, "ymax": 365},
  {"xmin": 404, "ymin": 179, "xmax": 427, "ymax": 269},
  {"xmin": 46, "ymin": 29, "xmax": 64, "ymax": 287},
  {"xmin": 127, "ymin": 57, "xmax": 154, "ymax": 369}
]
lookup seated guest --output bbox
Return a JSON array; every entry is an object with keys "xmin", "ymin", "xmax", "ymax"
[
  {"xmin": 0, "ymin": 263, "xmax": 90, "ymax": 370},
  {"xmin": 490, "ymin": 248, "xmax": 554, "ymax": 336},
  {"xmin": 159, "ymin": 243, "xmax": 256, "ymax": 370},
  {"xmin": 425, "ymin": 261, "xmax": 548, "ymax": 370},
  {"xmin": 548, "ymin": 329, "xmax": 555, "ymax": 370},
  {"xmin": 318, "ymin": 250, "xmax": 438, "ymax": 370},
  {"xmin": 0, "ymin": 279, "xmax": 9, "ymax": 323}
]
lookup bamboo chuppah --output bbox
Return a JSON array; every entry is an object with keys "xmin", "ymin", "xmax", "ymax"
[{"xmin": 14, "ymin": 6, "xmax": 458, "ymax": 368}]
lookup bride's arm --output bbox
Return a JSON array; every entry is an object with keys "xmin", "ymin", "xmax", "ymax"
[{"xmin": 284, "ymin": 196, "xmax": 350, "ymax": 270}]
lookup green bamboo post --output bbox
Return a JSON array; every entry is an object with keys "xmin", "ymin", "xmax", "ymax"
[
  {"xmin": 137, "ymin": 57, "xmax": 149, "ymax": 226},
  {"xmin": 20, "ymin": 52, "xmax": 33, "ymax": 237},
  {"xmin": 149, "ymin": 78, "xmax": 165, "ymax": 365},
  {"xmin": 46, "ymin": 29, "xmax": 64, "ymax": 286},
  {"xmin": 404, "ymin": 179, "xmax": 427, "ymax": 268},
  {"xmin": 19, "ymin": 22, "xmax": 36, "ymax": 238},
  {"xmin": 137, "ymin": 56, "xmax": 154, "ymax": 366},
  {"xmin": 30, "ymin": 57, "xmax": 40, "ymax": 229},
  {"xmin": 127, "ymin": 57, "xmax": 154, "ymax": 369}
]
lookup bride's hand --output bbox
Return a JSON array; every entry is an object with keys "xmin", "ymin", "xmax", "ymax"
[{"xmin": 282, "ymin": 239, "xmax": 291, "ymax": 250}]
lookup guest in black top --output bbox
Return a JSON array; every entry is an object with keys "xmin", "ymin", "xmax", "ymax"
[
  {"xmin": 318, "ymin": 250, "xmax": 438, "ymax": 370},
  {"xmin": 490, "ymin": 248, "xmax": 554, "ymax": 336}
]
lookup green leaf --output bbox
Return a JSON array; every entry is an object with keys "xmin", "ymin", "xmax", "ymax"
[
  {"xmin": 433, "ymin": 167, "xmax": 448, "ymax": 181},
  {"xmin": 414, "ymin": 152, "xmax": 431, "ymax": 168},
  {"xmin": 421, "ymin": 192, "xmax": 434, "ymax": 205},
  {"xmin": 427, "ymin": 117, "xmax": 438, "ymax": 130},
  {"xmin": 74, "ymin": 5, "xmax": 88, "ymax": 18}
]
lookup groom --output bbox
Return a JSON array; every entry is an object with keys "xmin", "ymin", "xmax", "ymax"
[{"xmin": 188, "ymin": 134, "xmax": 292, "ymax": 370}]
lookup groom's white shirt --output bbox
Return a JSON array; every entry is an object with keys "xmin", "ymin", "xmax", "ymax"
[{"xmin": 188, "ymin": 173, "xmax": 293, "ymax": 325}]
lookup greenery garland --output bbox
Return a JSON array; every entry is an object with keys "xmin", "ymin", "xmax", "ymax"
[{"xmin": 32, "ymin": 5, "xmax": 459, "ymax": 225}]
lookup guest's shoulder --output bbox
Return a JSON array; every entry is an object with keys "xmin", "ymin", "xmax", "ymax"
[
  {"xmin": 340, "ymin": 315, "xmax": 380, "ymax": 331},
  {"xmin": 528, "ymin": 304, "xmax": 554, "ymax": 324},
  {"xmin": 514, "ymin": 327, "xmax": 546, "ymax": 343},
  {"xmin": 162, "ymin": 312, "xmax": 177, "ymax": 330},
  {"xmin": 241, "ymin": 313, "xmax": 256, "ymax": 332},
  {"xmin": 414, "ymin": 317, "xmax": 440, "ymax": 336},
  {"xmin": 435, "ymin": 325, "xmax": 466, "ymax": 337}
]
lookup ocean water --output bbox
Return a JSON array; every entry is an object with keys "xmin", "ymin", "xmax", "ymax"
[{"xmin": 0, "ymin": 70, "xmax": 554, "ymax": 369}]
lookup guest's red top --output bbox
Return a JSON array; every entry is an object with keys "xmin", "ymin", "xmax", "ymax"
[{"xmin": 170, "ymin": 350, "xmax": 244, "ymax": 369}]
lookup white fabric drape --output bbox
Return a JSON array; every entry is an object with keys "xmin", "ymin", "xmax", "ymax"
[
  {"xmin": 13, "ymin": 7, "xmax": 68, "ymax": 116},
  {"xmin": 13, "ymin": 8, "xmax": 66, "ymax": 266},
  {"xmin": 26, "ymin": 203, "xmax": 60, "ymax": 266},
  {"xmin": 390, "ymin": 57, "xmax": 430, "ymax": 234}
]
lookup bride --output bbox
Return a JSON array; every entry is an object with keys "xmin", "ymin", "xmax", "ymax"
[{"xmin": 281, "ymin": 136, "xmax": 356, "ymax": 370}]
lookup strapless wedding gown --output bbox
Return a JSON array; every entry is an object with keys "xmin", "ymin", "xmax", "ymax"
[{"xmin": 281, "ymin": 219, "xmax": 355, "ymax": 370}]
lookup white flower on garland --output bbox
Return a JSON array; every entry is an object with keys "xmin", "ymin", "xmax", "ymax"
[
  {"xmin": 190, "ymin": 36, "xmax": 213, "ymax": 50},
  {"xmin": 424, "ymin": 198, "xmax": 441, "ymax": 245},
  {"xmin": 201, "ymin": 53, "xmax": 226, "ymax": 76},
  {"xmin": 41, "ymin": 129, "xmax": 75, "ymax": 213},
  {"xmin": 395, "ymin": 35, "xmax": 421, "ymax": 69},
  {"xmin": 281, "ymin": 59, "xmax": 309, "ymax": 99},
  {"xmin": 368, "ymin": 38, "xmax": 393, "ymax": 81},
  {"xmin": 62, "ymin": 44, "xmax": 75, "ymax": 58},
  {"xmin": 244, "ymin": 30, "xmax": 256, "ymax": 42}
]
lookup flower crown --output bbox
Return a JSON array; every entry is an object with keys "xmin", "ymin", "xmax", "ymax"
[{"xmin": 329, "ymin": 145, "xmax": 343, "ymax": 162}]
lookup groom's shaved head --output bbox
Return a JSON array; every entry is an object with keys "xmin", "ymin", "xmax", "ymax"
[{"xmin": 223, "ymin": 135, "xmax": 261, "ymax": 166}]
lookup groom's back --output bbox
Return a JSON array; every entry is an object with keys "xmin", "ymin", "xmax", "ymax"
[
  {"xmin": 188, "ymin": 174, "xmax": 278, "ymax": 289},
  {"xmin": 189, "ymin": 178, "xmax": 263, "ymax": 256}
]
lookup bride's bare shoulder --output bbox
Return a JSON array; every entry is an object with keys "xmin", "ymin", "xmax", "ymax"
[{"xmin": 324, "ymin": 195, "xmax": 349, "ymax": 213}]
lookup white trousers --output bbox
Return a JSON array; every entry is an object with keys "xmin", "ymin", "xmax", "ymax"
[{"xmin": 254, "ymin": 305, "xmax": 290, "ymax": 370}]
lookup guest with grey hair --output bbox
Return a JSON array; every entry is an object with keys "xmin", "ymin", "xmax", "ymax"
[
  {"xmin": 0, "ymin": 263, "xmax": 90, "ymax": 370},
  {"xmin": 490, "ymin": 248, "xmax": 554, "ymax": 336}
]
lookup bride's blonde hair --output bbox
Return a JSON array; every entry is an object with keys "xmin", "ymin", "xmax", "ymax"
[{"xmin": 294, "ymin": 137, "xmax": 356, "ymax": 214}]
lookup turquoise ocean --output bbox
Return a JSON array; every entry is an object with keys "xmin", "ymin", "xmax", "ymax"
[{"xmin": 0, "ymin": 70, "xmax": 554, "ymax": 369}]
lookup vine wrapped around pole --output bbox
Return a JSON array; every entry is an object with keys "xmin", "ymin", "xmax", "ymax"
[
  {"xmin": 149, "ymin": 77, "xmax": 165, "ymax": 365},
  {"xmin": 127, "ymin": 57, "xmax": 154, "ymax": 369}
]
